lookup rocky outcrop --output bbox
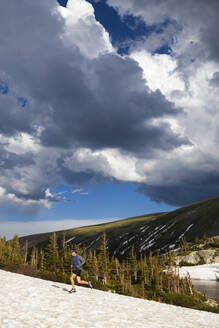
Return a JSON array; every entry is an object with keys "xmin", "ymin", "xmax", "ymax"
[{"xmin": 175, "ymin": 249, "xmax": 217, "ymax": 265}]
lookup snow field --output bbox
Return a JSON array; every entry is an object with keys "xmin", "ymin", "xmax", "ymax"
[
  {"xmin": 178, "ymin": 263, "xmax": 219, "ymax": 280},
  {"xmin": 0, "ymin": 269, "xmax": 218, "ymax": 328}
]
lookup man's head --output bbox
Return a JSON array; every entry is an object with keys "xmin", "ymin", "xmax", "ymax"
[{"xmin": 71, "ymin": 249, "xmax": 77, "ymax": 256}]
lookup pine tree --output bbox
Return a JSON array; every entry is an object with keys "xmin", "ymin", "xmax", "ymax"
[
  {"xmin": 10, "ymin": 234, "xmax": 22, "ymax": 265},
  {"xmin": 60, "ymin": 232, "xmax": 68, "ymax": 259},
  {"xmin": 0, "ymin": 236, "xmax": 6, "ymax": 265},
  {"xmin": 128, "ymin": 245, "xmax": 138, "ymax": 283},
  {"xmin": 23, "ymin": 240, "xmax": 28, "ymax": 265},
  {"xmin": 84, "ymin": 249, "xmax": 94, "ymax": 278},
  {"xmin": 180, "ymin": 236, "xmax": 188, "ymax": 253},
  {"xmin": 39, "ymin": 249, "xmax": 45, "ymax": 271},
  {"xmin": 97, "ymin": 233, "xmax": 110, "ymax": 284},
  {"xmin": 30, "ymin": 247, "xmax": 38, "ymax": 268},
  {"xmin": 44, "ymin": 232, "xmax": 59, "ymax": 272},
  {"xmin": 91, "ymin": 250, "xmax": 99, "ymax": 281}
]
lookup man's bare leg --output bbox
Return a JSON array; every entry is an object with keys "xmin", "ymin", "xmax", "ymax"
[
  {"xmin": 76, "ymin": 276, "xmax": 89, "ymax": 285},
  {"xmin": 77, "ymin": 276, "xmax": 92, "ymax": 288},
  {"xmin": 70, "ymin": 273, "xmax": 76, "ymax": 290}
]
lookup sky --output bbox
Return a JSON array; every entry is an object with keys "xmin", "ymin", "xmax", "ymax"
[{"xmin": 1, "ymin": 0, "xmax": 219, "ymax": 238}]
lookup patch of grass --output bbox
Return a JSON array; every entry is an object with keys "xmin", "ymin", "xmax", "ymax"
[
  {"xmin": 178, "ymin": 251, "xmax": 191, "ymax": 256},
  {"xmin": 179, "ymin": 261, "xmax": 197, "ymax": 267},
  {"xmin": 161, "ymin": 293, "xmax": 219, "ymax": 313},
  {"xmin": 71, "ymin": 214, "xmax": 162, "ymax": 236}
]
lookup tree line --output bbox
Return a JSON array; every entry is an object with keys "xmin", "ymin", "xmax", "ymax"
[{"xmin": 0, "ymin": 232, "xmax": 218, "ymax": 313}]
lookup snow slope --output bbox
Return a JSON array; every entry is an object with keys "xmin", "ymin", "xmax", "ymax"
[
  {"xmin": 0, "ymin": 269, "xmax": 218, "ymax": 328},
  {"xmin": 178, "ymin": 263, "xmax": 219, "ymax": 281}
]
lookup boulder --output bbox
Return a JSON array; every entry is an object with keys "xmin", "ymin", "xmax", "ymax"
[{"xmin": 175, "ymin": 250, "xmax": 216, "ymax": 265}]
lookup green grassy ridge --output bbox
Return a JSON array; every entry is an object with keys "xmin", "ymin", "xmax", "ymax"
[
  {"xmin": 156, "ymin": 196, "xmax": 219, "ymax": 222},
  {"xmin": 19, "ymin": 212, "xmax": 164, "ymax": 248},
  {"xmin": 66, "ymin": 213, "xmax": 163, "ymax": 235}
]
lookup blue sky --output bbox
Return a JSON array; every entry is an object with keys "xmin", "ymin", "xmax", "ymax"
[
  {"xmin": 41, "ymin": 183, "xmax": 174, "ymax": 221},
  {"xmin": 1, "ymin": 0, "xmax": 219, "ymax": 238}
]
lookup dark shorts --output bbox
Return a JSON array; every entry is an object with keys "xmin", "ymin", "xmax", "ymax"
[{"xmin": 73, "ymin": 269, "xmax": 81, "ymax": 277}]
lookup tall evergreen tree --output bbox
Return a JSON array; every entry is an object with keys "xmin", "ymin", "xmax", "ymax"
[
  {"xmin": 39, "ymin": 249, "xmax": 45, "ymax": 271},
  {"xmin": 97, "ymin": 233, "xmax": 110, "ymax": 284},
  {"xmin": 128, "ymin": 245, "xmax": 138, "ymax": 283},
  {"xmin": 30, "ymin": 247, "xmax": 38, "ymax": 268},
  {"xmin": 23, "ymin": 240, "xmax": 28, "ymax": 265},
  {"xmin": 10, "ymin": 234, "xmax": 22, "ymax": 265},
  {"xmin": 44, "ymin": 232, "xmax": 59, "ymax": 271}
]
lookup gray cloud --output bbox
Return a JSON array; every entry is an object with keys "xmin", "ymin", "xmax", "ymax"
[
  {"xmin": 0, "ymin": 149, "xmax": 34, "ymax": 169},
  {"xmin": 0, "ymin": 93, "xmax": 34, "ymax": 136},
  {"xmin": 0, "ymin": 0, "xmax": 187, "ymax": 156},
  {"xmin": 57, "ymin": 154, "xmax": 116, "ymax": 186},
  {"xmin": 136, "ymin": 152, "xmax": 219, "ymax": 206},
  {"xmin": 39, "ymin": 53, "xmax": 189, "ymax": 154},
  {"xmin": 138, "ymin": 181, "xmax": 219, "ymax": 207},
  {"xmin": 209, "ymin": 72, "xmax": 219, "ymax": 88},
  {"xmin": 107, "ymin": 0, "xmax": 219, "ymax": 63}
]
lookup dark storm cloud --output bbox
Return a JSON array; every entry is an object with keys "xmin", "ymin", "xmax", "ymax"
[
  {"xmin": 57, "ymin": 152, "xmax": 117, "ymax": 186},
  {"xmin": 0, "ymin": 1, "xmax": 188, "ymax": 156},
  {"xmin": 138, "ymin": 182, "xmax": 219, "ymax": 207},
  {"xmin": 2, "ymin": 0, "xmax": 192, "ymax": 156},
  {"xmin": 0, "ymin": 0, "xmax": 65, "ymax": 139},
  {"xmin": 209, "ymin": 72, "xmax": 219, "ymax": 88},
  {"xmin": 0, "ymin": 149, "xmax": 35, "ymax": 169},
  {"xmin": 59, "ymin": 163, "xmax": 115, "ymax": 186},
  {"xmin": 0, "ymin": 94, "xmax": 34, "ymax": 136},
  {"xmin": 137, "ymin": 157, "xmax": 219, "ymax": 206},
  {"xmin": 39, "ymin": 52, "xmax": 189, "ymax": 154}
]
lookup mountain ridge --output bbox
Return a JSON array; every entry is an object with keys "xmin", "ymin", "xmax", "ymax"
[{"xmin": 19, "ymin": 196, "xmax": 219, "ymax": 258}]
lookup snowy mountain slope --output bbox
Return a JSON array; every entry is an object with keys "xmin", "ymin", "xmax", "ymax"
[
  {"xmin": 19, "ymin": 196, "xmax": 219, "ymax": 258},
  {"xmin": 0, "ymin": 269, "xmax": 218, "ymax": 328}
]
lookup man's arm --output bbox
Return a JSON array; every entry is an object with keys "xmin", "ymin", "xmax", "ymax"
[{"xmin": 78, "ymin": 255, "xmax": 85, "ymax": 266}]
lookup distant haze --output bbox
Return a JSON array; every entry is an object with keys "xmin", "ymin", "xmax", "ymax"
[{"xmin": 0, "ymin": 218, "xmax": 118, "ymax": 240}]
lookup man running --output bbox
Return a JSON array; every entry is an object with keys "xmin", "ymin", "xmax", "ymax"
[{"xmin": 69, "ymin": 249, "xmax": 92, "ymax": 293}]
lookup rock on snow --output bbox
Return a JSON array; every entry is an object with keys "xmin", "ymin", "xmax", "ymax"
[{"xmin": 0, "ymin": 270, "xmax": 218, "ymax": 328}]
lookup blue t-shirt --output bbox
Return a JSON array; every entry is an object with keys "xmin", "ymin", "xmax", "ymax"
[{"xmin": 72, "ymin": 254, "xmax": 85, "ymax": 270}]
